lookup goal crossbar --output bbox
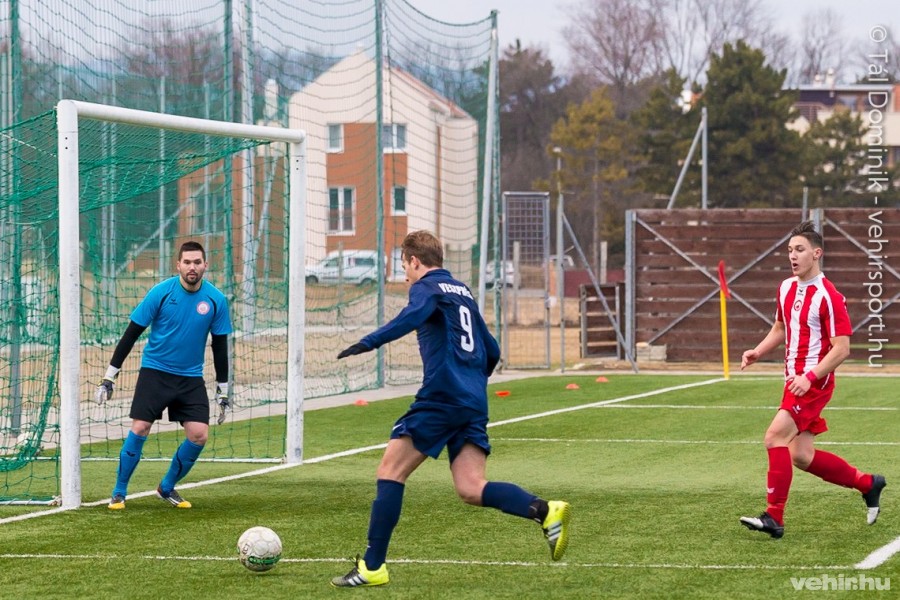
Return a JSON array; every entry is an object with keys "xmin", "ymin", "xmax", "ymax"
[{"xmin": 56, "ymin": 100, "xmax": 308, "ymax": 509}]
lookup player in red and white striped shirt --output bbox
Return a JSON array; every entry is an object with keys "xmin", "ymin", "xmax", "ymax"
[{"xmin": 739, "ymin": 222, "xmax": 885, "ymax": 539}]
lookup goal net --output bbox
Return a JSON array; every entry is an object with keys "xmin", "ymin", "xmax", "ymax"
[{"xmin": 0, "ymin": 101, "xmax": 306, "ymax": 507}]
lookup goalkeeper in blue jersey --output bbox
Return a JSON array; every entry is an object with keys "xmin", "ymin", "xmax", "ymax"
[
  {"xmin": 331, "ymin": 231, "xmax": 571, "ymax": 588},
  {"xmin": 96, "ymin": 240, "xmax": 233, "ymax": 510}
]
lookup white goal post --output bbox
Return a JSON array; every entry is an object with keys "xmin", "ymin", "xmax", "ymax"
[{"xmin": 56, "ymin": 100, "xmax": 308, "ymax": 509}]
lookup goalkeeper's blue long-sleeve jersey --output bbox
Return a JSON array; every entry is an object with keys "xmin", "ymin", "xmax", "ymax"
[{"xmin": 360, "ymin": 269, "xmax": 500, "ymax": 413}]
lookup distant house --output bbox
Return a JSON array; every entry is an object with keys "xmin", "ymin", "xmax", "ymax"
[
  {"xmin": 289, "ymin": 51, "xmax": 480, "ymax": 281},
  {"xmin": 789, "ymin": 81, "xmax": 900, "ymax": 167}
]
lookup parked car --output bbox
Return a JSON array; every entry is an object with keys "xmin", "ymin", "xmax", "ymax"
[
  {"xmin": 305, "ymin": 250, "xmax": 381, "ymax": 285},
  {"xmin": 485, "ymin": 259, "xmax": 518, "ymax": 288}
]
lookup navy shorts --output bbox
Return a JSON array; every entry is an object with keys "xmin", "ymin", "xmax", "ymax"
[
  {"xmin": 390, "ymin": 400, "xmax": 491, "ymax": 462},
  {"xmin": 130, "ymin": 368, "xmax": 210, "ymax": 425}
]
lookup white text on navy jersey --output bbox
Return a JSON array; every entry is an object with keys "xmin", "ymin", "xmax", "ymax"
[{"xmin": 438, "ymin": 282, "xmax": 473, "ymax": 299}]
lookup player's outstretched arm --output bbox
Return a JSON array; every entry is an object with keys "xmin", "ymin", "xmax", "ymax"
[
  {"xmin": 337, "ymin": 342, "xmax": 371, "ymax": 359},
  {"xmin": 344, "ymin": 285, "xmax": 439, "ymax": 355}
]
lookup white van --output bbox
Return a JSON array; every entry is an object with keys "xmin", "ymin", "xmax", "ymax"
[
  {"xmin": 305, "ymin": 250, "xmax": 381, "ymax": 285},
  {"xmin": 485, "ymin": 260, "xmax": 518, "ymax": 288}
]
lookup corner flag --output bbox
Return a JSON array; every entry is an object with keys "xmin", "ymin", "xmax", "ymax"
[{"xmin": 718, "ymin": 260, "xmax": 730, "ymax": 379}]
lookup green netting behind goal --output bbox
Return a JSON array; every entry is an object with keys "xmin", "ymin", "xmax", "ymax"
[
  {"xmin": 1, "ymin": 108, "xmax": 280, "ymax": 503},
  {"xmin": 1, "ymin": 0, "xmax": 496, "ymax": 505}
]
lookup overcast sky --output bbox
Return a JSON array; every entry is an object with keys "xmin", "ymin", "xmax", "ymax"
[{"xmin": 414, "ymin": 0, "xmax": 896, "ymax": 79}]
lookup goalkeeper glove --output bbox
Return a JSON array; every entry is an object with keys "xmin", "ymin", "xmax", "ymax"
[
  {"xmin": 337, "ymin": 342, "xmax": 370, "ymax": 359},
  {"xmin": 95, "ymin": 366, "xmax": 120, "ymax": 404},
  {"xmin": 215, "ymin": 382, "xmax": 230, "ymax": 425}
]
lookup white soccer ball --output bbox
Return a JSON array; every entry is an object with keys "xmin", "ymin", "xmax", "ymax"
[{"xmin": 237, "ymin": 526, "xmax": 282, "ymax": 572}]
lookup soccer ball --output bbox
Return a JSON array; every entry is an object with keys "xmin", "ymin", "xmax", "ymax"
[{"xmin": 237, "ymin": 526, "xmax": 282, "ymax": 572}]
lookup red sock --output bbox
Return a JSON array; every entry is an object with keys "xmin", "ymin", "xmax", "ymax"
[
  {"xmin": 766, "ymin": 446, "xmax": 792, "ymax": 525},
  {"xmin": 805, "ymin": 450, "xmax": 873, "ymax": 492}
]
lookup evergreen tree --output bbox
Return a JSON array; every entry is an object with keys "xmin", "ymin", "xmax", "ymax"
[
  {"xmin": 630, "ymin": 69, "xmax": 702, "ymax": 206},
  {"xmin": 800, "ymin": 110, "xmax": 868, "ymax": 206},
  {"xmin": 703, "ymin": 41, "xmax": 804, "ymax": 207}
]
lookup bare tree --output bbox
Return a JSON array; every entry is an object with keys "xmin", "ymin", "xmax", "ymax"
[
  {"xmin": 565, "ymin": 0, "xmax": 778, "ymax": 94},
  {"xmin": 499, "ymin": 42, "xmax": 589, "ymax": 192},
  {"xmin": 797, "ymin": 8, "xmax": 847, "ymax": 84},
  {"xmin": 756, "ymin": 25, "xmax": 793, "ymax": 84},
  {"xmin": 850, "ymin": 26, "xmax": 900, "ymax": 83},
  {"xmin": 563, "ymin": 0, "xmax": 665, "ymax": 109},
  {"xmin": 658, "ymin": 0, "xmax": 773, "ymax": 84}
]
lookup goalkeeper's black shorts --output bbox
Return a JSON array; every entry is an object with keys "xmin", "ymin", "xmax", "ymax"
[{"xmin": 130, "ymin": 367, "xmax": 210, "ymax": 425}]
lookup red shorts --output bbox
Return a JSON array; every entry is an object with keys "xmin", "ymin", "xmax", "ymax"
[{"xmin": 779, "ymin": 378, "xmax": 834, "ymax": 435}]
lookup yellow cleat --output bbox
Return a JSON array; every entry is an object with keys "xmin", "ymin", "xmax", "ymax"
[
  {"xmin": 331, "ymin": 555, "xmax": 390, "ymax": 588},
  {"xmin": 108, "ymin": 494, "xmax": 126, "ymax": 510},
  {"xmin": 542, "ymin": 500, "xmax": 571, "ymax": 561}
]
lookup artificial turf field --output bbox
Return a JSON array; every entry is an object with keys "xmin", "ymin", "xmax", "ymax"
[{"xmin": 0, "ymin": 373, "xmax": 897, "ymax": 598}]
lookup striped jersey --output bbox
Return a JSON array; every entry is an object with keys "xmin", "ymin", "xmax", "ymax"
[{"xmin": 774, "ymin": 273, "xmax": 851, "ymax": 384}]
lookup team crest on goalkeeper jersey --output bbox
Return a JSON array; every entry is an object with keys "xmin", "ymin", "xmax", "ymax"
[{"xmin": 197, "ymin": 301, "xmax": 210, "ymax": 315}]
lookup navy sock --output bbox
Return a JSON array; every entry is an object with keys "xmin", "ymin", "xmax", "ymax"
[
  {"xmin": 112, "ymin": 431, "xmax": 147, "ymax": 497},
  {"xmin": 363, "ymin": 479, "xmax": 405, "ymax": 571},
  {"xmin": 160, "ymin": 439, "xmax": 204, "ymax": 493},
  {"xmin": 481, "ymin": 481, "xmax": 538, "ymax": 519}
]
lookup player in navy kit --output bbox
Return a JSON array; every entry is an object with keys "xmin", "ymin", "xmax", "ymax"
[
  {"xmin": 96, "ymin": 241, "xmax": 233, "ymax": 510},
  {"xmin": 330, "ymin": 231, "xmax": 570, "ymax": 588}
]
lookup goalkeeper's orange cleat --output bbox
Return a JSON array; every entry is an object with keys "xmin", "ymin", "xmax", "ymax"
[{"xmin": 156, "ymin": 487, "xmax": 191, "ymax": 508}]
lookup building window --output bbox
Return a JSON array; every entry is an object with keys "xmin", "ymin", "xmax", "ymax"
[
  {"xmin": 392, "ymin": 186, "xmax": 406, "ymax": 214},
  {"xmin": 328, "ymin": 187, "xmax": 354, "ymax": 232},
  {"xmin": 327, "ymin": 124, "xmax": 343, "ymax": 152},
  {"xmin": 382, "ymin": 123, "xmax": 406, "ymax": 152}
]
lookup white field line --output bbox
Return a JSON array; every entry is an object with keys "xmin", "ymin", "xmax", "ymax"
[
  {"xmin": 0, "ymin": 379, "xmax": 723, "ymax": 525},
  {"xmin": 3, "ymin": 376, "xmax": 895, "ymax": 570},
  {"xmin": 486, "ymin": 378, "xmax": 726, "ymax": 428},
  {"xmin": 493, "ymin": 438, "xmax": 900, "ymax": 447},
  {"xmin": 0, "ymin": 552, "xmax": 852, "ymax": 571},
  {"xmin": 856, "ymin": 537, "xmax": 900, "ymax": 569},
  {"xmin": 594, "ymin": 404, "xmax": 897, "ymax": 411}
]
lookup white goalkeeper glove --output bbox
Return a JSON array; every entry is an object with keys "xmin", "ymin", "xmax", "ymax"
[
  {"xmin": 215, "ymin": 382, "xmax": 230, "ymax": 425},
  {"xmin": 95, "ymin": 366, "xmax": 120, "ymax": 404}
]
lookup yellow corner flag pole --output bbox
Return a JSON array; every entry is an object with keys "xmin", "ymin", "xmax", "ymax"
[{"xmin": 717, "ymin": 260, "xmax": 731, "ymax": 380}]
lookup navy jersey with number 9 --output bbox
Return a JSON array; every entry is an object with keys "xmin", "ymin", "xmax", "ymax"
[{"xmin": 360, "ymin": 269, "xmax": 500, "ymax": 413}]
